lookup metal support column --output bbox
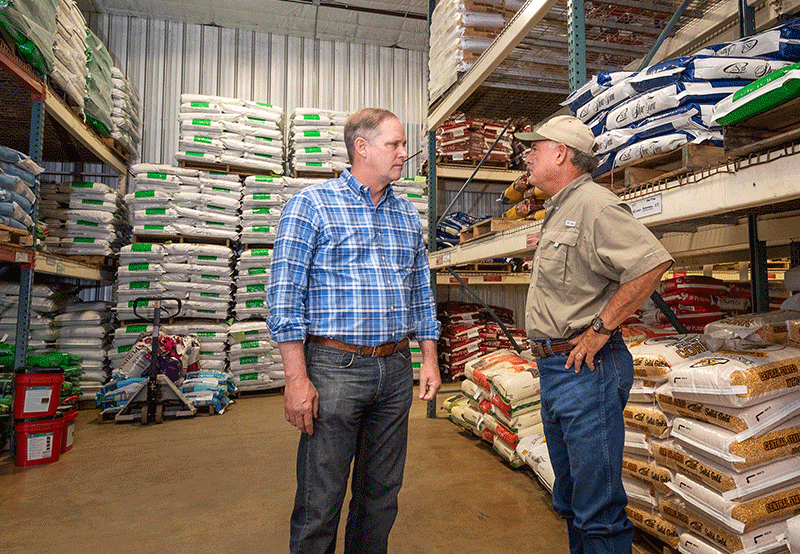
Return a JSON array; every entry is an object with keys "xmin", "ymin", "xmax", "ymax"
[
  {"xmin": 749, "ymin": 215, "xmax": 770, "ymax": 313},
  {"xmin": 739, "ymin": 0, "xmax": 756, "ymax": 38},
  {"xmin": 637, "ymin": 0, "xmax": 694, "ymax": 70},
  {"xmin": 15, "ymin": 95, "xmax": 45, "ymax": 370},
  {"xmin": 791, "ymin": 241, "xmax": 800, "ymax": 268},
  {"xmin": 567, "ymin": 0, "xmax": 586, "ymax": 93}
]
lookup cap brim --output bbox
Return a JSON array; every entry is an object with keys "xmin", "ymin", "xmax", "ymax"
[{"xmin": 515, "ymin": 131, "xmax": 549, "ymax": 146}]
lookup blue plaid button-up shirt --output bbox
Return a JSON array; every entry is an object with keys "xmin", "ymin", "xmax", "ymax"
[{"xmin": 267, "ymin": 168, "xmax": 440, "ymax": 345}]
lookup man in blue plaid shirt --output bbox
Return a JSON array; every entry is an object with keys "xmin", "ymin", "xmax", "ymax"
[{"xmin": 267, "ymin": 108, "xmax": 441, "ymax": 554}]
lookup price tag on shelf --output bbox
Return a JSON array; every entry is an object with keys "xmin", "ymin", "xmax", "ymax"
[
  {"xmin": 629, "ymin": 194, "xmax": 663, "ymax": 219},
  {"xmin": 14, "ymin": 252, "xmax": 29, "ymax": 263}
]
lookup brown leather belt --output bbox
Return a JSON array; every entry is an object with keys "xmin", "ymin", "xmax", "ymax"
[
  {"xmin": 530, "ymin": 339, "xmax": 575, "ymax": 359},
  {"xmin": 307, "ymin": 335, "xmax": 409, "ymax": 357}
]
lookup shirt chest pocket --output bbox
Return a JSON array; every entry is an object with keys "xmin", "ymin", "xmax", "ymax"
[{"xmin": 534, "ymin": 229, "xmax": 579, "ymax": 291}]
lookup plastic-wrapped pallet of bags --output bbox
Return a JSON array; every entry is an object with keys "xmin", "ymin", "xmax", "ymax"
[
  {"xmin": 51, "ymin": 0, "xmax": 88, "ymax": 113},
  {"xmin": 667, "ymin": 343, "xmax": 800, "ymax": 408},
  {"xmin": 0, "ymin": 0, "xmax": 57, "ymax": 74},
  {"xmin": 84, "ymin": 28, "xmax": 114, "ymax": 137},
  {"xmin": 229, "ymin": 320, "xmax": 277, "ymax": 391},
  {"xmin": 0, "ymin": 145, "xmax": 43, "ymax": 232},
  {"xmin": 109, "ymin": 67, "xmax": 142, "ymax": 160},
  {"xmin": 704, "ymin": 311, "xmax": 800, "ymax": 350}
]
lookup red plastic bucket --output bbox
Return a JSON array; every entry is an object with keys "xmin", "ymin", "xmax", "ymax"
[
  {"xmin": 57, "ymin": 406, "xmax": 78, "ymax": 454},
  {"xmin": 12, "ymin": 367, "xmax": 64, "ymax": 419},
  {"xmin": 13, "ymin": 413, "xmax": 64, "ymax": 467}
]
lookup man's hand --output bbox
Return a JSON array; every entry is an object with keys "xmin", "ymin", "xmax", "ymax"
[
  {"xmin": 417, "ymin": 339, "xmax": 440, "ymax": 400},
  {"xmin": 284, "ymin": 375, "xmax": 318, "ymax": 435},
  {"xmin": 566, "ymin": 330, "xmax": 609, "ymax": 373}
]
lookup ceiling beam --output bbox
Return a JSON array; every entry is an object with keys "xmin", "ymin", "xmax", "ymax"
[{"xmin": 596, "ymin": 0, "xmax": 703, "ymax": 18}]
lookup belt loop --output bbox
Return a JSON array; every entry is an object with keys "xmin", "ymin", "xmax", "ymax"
[
  {"xmin": 356, "ymin": 345, "xmax": 366, "ymax": 357},
  {"xmin": 545, "ymin": 339, "xmax": 555, "ymax": 357}
]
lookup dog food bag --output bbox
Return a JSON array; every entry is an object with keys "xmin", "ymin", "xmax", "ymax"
[
  {"xmin": 657, "ymin": 384, "xmax": 800, "ymax": 441},
  {"xmin": 660, "ymin": 496, "xmax": 789, "ymax": 554},
  {"xmin": 668, "ymin": 345, "xmax": 800, "ymax": 408},
  {"xmin": 670, "ymin": 415, "xmax": 800, "ymax": 471},
  {"xmin": 628, "ymin": 334, "xmax": 712, "ymax": 383},
  {"xmin": 668, "ymin": 470, "xmax": 800, "ymax": 533}
]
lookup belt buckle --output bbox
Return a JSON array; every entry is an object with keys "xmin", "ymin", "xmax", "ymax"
[{"xmin": 531, "ymin": 342, "xmax": 548, "ymax": 359}]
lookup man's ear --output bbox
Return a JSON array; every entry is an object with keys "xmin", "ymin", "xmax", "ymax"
[
  {"xmin": 354, "ymin": 136, "xmax": 369, "ymax": 160},
  {"xmin": 555, "ymin": 143, "xmax": 569, "ymax": 165}
]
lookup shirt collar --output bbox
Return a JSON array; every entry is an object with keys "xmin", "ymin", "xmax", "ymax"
[
  {"xmin": 543, "ymin": 173, "xmax": 593, "ymax": 212},
  {"xmin": 341, "ymin": 167, "xmax": 396, "ymax": 207}
]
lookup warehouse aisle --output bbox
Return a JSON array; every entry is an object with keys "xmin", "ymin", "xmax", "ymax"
[{"xmin": 0, "ymin": 388, "xmax": 568, "ymax": 553}]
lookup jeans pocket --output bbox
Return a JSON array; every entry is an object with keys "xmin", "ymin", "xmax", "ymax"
[
  {"xmin": 306, "ymin": 343, "xmax": 356, "ymax": 369},
  {"xmin": 396, "ymin": 347, "xmax": 411, "ymax": 361}
]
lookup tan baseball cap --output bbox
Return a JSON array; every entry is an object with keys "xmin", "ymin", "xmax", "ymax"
[{"xmin": 515, "ymin": 115, "xmax": 596, "ymax": 155}]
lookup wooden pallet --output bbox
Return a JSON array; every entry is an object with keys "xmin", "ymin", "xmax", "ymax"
[
  {"xmin": 595, "ymin": 143, "xmax": 728, "ymax": 192},
  {"xmin": 101, "ymin": 137, "xmax": 131, "ymax": 165},
  {"xmin": 723, "ymin": 95, "xmax": 800, "ymax": 158},
  {"xmin": 452, "ymin": 262, "xmax": 514, "ymax": 272},
  {"xmin": 232, "ymin": 386, "xmax": 285, "ymax": 399},
  {"xmin": 0, "ymin": 224, "xmax": 33, "ymax": 247},
  {"xmin": 293, "ymin": 169, "xmax": 340, "ymax": 179},
  {"xmin": 179, "ymin": 159, "xmax": 281, "ymax": 177},
  {"xmin": 68, "ymin": 254, "xmax": 116, "ymax": 267},
  {"xmin": 133, "ymin": 234, "xmax": 232, "ymax": 247},
  {"xmin": 459, "ymin": 217, "xmax": 530, "ymax": 244}
]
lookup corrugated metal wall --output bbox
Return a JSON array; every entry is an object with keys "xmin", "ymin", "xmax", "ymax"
[{"xmin": 84, "ymin": 13, "xmax": 428, "ymax": 176}]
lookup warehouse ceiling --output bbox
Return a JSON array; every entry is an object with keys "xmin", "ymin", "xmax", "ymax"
[{"xmin": 76, "ymin": 0, "xmax": 431, "ymax": 50}]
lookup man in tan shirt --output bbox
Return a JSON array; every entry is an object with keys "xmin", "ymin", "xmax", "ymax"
[{"xmin": 517, "ymin": 115, "xmax": 673, "ymax": 554}]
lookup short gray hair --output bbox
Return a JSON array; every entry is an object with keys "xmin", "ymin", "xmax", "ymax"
[
  {"xmin": 568, "ymin": 146, "xmax": 599, "ymax": 174},
  {"xmin": 344, "ymin": 108, "xmax": 397, "ymax": 164}
]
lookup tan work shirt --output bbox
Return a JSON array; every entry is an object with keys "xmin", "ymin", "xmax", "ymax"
[{"xmin": 525, "ymin": 173, "xmax": 673, "ymax": 339}]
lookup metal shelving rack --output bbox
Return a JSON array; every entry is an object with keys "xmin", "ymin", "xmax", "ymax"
[
  {"xmin": 0, "ymin": 42, "xmax": 126, "ymax": 368},
  {"xmin": 425, "ymin": 0, "xmax": 800, "ymax": 415}
]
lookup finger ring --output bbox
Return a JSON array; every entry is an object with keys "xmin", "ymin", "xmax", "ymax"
[{"xmin": 577, "ymin": 353, "xmax": 584, "ymax": 357}]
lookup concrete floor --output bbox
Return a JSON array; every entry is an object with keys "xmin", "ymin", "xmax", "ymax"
[{"xmin": 0, "ymin": 388, "xmax": 569, "ymax": 553}]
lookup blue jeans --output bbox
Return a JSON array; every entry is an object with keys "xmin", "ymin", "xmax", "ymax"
[
  {"xmin": 536, "ymin": 333, "xmax": 634, "ymax": 554},
  {"xmin": 290, "ymin": 342, "xmax": 414, "ymax": 554}
]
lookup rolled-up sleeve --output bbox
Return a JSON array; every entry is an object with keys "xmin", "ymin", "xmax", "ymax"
[
  {"xmin": 408, "ymin": 229, "xmax": 441, "ymax": 342},
  {"xmin": 267, "ymin": 193, "xmax": 317, "ymax": 343}
]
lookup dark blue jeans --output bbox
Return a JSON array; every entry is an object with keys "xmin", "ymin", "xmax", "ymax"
[
  {"xmin": 290, "ymin": 342, "xmax": 414, "ymax": 554},
  {"xmin": 536, "ymin": 333, "xmax": 634, "ymax": 554}
]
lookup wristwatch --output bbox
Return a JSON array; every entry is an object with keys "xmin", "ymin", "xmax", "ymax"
[{"xmin": 591, "ymin": 316, "xmax": 614, "ymax": 335}]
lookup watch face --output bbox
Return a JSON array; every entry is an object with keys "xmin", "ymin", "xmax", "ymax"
[{"xmin": 592, "ymin": 318, "xmax": 602, "ymax": 332}]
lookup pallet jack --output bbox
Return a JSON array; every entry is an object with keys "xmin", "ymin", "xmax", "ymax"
[{"xmin": 114, "ymin": 297, "xmax": 196, "ymax": 424}]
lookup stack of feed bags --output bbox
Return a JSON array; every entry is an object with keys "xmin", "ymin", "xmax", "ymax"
[
  {"xmin": 620, "ymin": 334, "xmax": 717, "ymax": 548},
  {"xmin": 289, "ymin": 108, "xmax": 349, "ymax": 174},
  {"xmin": 228, "ymin": 320, "xmax": 283, "ymax": 391},
  {"xmin": 392, "ymin": 177, "xmax": 429, "ymax": 241},
  {"xmin": 240, "ymin": 175, "xmax": 286, "ymax": 244},
  {"xmin": 436, "ymin": 211, "xmax": 483, "ymax": 250},
  {"xmin": 448, "ymin": 349, "xmax": 540, "ymax": 469},
  {"xmin": 562, "ymin": 21, "xmax": 800, "ymax": 177},
  {"xmin": 39, "ymin": 180, "xmax": 125, "ymax": 256},
  {"xmin": 180, "ymin": 370, "xmax": 235, "ymax": 414},
  {"xmin": 437, "ymin": 301, "xmax": 529, "ymax": 380},
  {"xmin": 0, "ymin": 283, "xmax": 61, "ymax": 355},
  {"xmin": 0, "ymin": 0, "xmax": 57, "ymax": 75},
  {"xmin": 176, "ymin": 94, "xmax": 285, "ymax": 174},
  {"xmin": 115, "ymin": 243, "xmax": 167, "ymax": 323},
  {"xmin": 282, "ymin": 176, "xmax": 326, "ymax": 198},
  {"xmin": 624, "ymin": 319, "xmax": 800, "ymax": 554},
  {"xmin": 174, "ymin": 170, "xmax": 241, "ymax": 240},
  {"xmin": 54, "ymin": 301, "xmax": 114, "ymax": 400},
  {"xmin": 436, "ymin": 116, "xmax": 513, "ymax": 165},
  {"xmin": 51, "ymin": 0, "xmax": 87, "ymax": 114},
  {"xmin": 110, "ymin": 66, "xmax": 143, "ymax": 160},
  {"xmin": 162, "ymin": 322, "xmax": 229, "ymax": 374},
  {"xmin": 428, "ymin": 0, "xmax": 509, "ymax": 103},
  {"xmin": 233, "ymin": 248, "xmax": 271, "ymax": 321},
  {"xmin": 159, "ymin": 243, "xmax": 234, "ymax": 321},
  {"xmin": 127, "ymin": 163, "xmax": 189, "ymax": 236},
  {"xmin": 0, "ymin": 145, "xmax": 40, "ymax": 232},
  {"xmin": 84, "ymin": 28, "xmax": 115, "ymax": 138}
]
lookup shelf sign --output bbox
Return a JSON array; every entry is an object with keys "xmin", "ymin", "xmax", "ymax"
[{"xmin": 629, "ymin": 194, "xmax": 663, "ymax": 219}]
